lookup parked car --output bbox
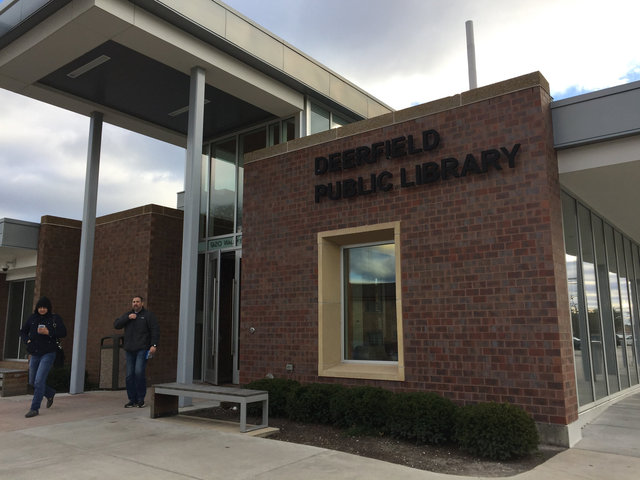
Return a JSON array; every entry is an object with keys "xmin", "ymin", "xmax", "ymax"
[{"xmin": 616, "ymin": 334, "xmax": 633, "ymax": 346}]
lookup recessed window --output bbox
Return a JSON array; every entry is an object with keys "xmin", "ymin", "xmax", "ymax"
[
  {"xmin": 318, "ymin": 222, "xmax": 404, "ymax": 381},
  {"xmin": 343, "ymin": 243, "xmax": 397, "ymax": 362}
]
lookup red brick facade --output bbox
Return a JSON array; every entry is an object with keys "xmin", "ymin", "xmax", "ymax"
[
  {"xmin": 34, "ymin": 206, "xmax": 182, "ymax": 386},
  {"xmin": 241, "ymin": 73, "xmax": 578, "ymax": 425},
  {"xmin": 36, "ymin": 216, "xmax": 82, "ymax": 361}
]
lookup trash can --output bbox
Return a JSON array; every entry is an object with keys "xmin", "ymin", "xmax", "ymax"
[{"xmin": 99, "ymin": 334, "xmax": 126, "ymax": 390}]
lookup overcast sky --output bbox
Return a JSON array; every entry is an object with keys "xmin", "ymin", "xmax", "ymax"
[{"xmin": 1, "ymin": 0, "xmax": 639, "ymax": 223}]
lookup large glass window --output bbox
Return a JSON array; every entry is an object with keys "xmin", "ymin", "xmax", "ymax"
[
  {"xmin": 317, "ymin": 222, "xmax": 404, "ymax": 381},
  {"xmin": 310, "ymin": 103, "xmax": 330, "ymax": 134},
  {"xmin": 563, "ymin": 194, "xmax": 594, "ymax": 404},
  {"xmin": 562, "ymin": 191, "xmax": 640, "ymax": 408},
  {"xmin": 310, "ymin": 103, "xmax": 353, "ymax": 135},
  {"xmin": 606, "ymin": 225, "xmax": 630, "ymax": 389},
  {"xmin": 3, "ymin": 279, "xmax": 34, "ymax": 359},
  {"xmin": 593, "ymin": 216, "xmax": 619, "ymax": 394},
  {"xmin": 343, "ymin": 243, "xmax": 397, "ymax": 362},
  {"xmin": 208, "ymin": 138, "xmax": 237, "ymax": 237}
]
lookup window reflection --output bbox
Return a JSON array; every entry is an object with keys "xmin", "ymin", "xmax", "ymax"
[
  {"xmin": 606, "ymin": 226, "xmax": 629, "ymax": 389},
  {"xmin": 593, "ymin": 217, "xmax": 619, "ymax": 394},
  {"xmin": 578, "ymin": 205, "xmax": 607, "ymax": 400},
  {"xmin": 563, "ymin": 194, "xmax": 594, "ymax": 404},
  {"xmin": 343, "ymin": 243, "xmax": 398, "ymax": 362},
  {"xmin": 209, "ymin": 138, "xmax": 236, "ymax": 237},
  {"xmin": 563, "ymin": 191, "xmax": 640, "ymax": 407}
]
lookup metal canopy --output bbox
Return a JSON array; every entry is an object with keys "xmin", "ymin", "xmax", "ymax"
[{"xmin": 39, "ymin": 40, "xmax": 275, "ymax": 140}]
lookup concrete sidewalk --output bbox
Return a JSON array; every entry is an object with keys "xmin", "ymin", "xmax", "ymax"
[{"xmin": 1, "ymin": 388, "xmax": 639, "ymax": 479}]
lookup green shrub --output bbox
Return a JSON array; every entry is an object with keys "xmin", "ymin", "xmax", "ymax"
[
  {"xmin": 287, "ymin": 383, "xmax": 347, "ymax": 424},
  {"xmin": 245, "ymin": 377, "xmax": 300, "ymax": 417},
  {"xmin": 330, "ymin": 386, "xmax": 393, "ymax": 432},
  {"xmin": 454, "ymin": 402, "xmax": 539, "ymax": 460},
  {"xmin": 386, "ymin": 392, "xmax": 456, "ymax": 445}
]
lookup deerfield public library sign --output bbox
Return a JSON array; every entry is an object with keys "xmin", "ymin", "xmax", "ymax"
[{"xmin": 313, "ymin": 129, "xmax": 521, "ymax": 202}]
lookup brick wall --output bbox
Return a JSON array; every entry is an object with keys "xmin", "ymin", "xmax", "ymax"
[
  {"xmin": 36, "ymin": 206, "xmax": 182, "ymax": 387},
  {"xmin": 88, "ymin": 205, "xmax": 182, "ymax": 386},
  {"xmin": 36, "ymin": 216, "xmax": 82, "ymax": 360},
  {"xmin": 241, "ymin": 76, "xmax": 577, "ymax": 425}
]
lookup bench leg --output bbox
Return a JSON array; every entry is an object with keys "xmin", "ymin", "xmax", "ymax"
[
  {"xmin": 239, "ymin": 401, "xmax": 248, "ymax": 433},
  {"xmin": 239, "ymin": 398, "xmax": 269, "ymax": 432},
  {"xmin": 151, "ymin": 391, "xmax": 179, "ymax": 418},
  {"xmin": 261, "ymin": 398, "xmax": 269, "ymax": 429}
]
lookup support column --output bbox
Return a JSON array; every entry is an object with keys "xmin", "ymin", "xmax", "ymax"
[
  {"xmin": 70, "ymin": 111, "xmax": 103, "ymax": 394},
  {"xmin": 176, "ymin": 67, "xmax": 205, "ymax": 386}
]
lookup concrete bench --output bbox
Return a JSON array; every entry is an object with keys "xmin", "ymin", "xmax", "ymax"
[
  {"xmin": 0, "ymin": 368, "xmax": 29, "ymax": 397},
  {"xmin": 151, "ymin": 382, "xmax": 268, "ymax": 433}
]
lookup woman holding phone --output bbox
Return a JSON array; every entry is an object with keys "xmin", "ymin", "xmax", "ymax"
[{"xmin": 20, "ymin": 296, "xmax": 67, "ymax": 418}]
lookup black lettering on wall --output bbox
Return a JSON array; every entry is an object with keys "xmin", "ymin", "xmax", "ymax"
[
  {"xmin": 461, "ymin": 154, "xmax": 482, "ymax": 176},
  {"xmin": 372, "ymin": 142, "xmax": 385, "ymax": 163},
  {"xmin": 391, "ymin": 136, "xmax": 407, "ymax": 158},
  {"xmin": 441, "ymin": 158, "xmax": 460, "ymax": 179},
  {"xmin": 328, "ymin": 182, "xmax": 342, "ymax": 200},
  {"xmin": 400, "ymin": 168, "xmax": 414, "ymax": 187},
  {"xmin": 378, "ymin": 171, "xmax": 393, "ymax": 191},
  {"xmin": 328, "ymin": 152, "xmax": 342, "ymax": 173},
  {"xmin": 422, "ymin": 129, "xmax": 440, "ymax": 151},
  {"xmin": 481, "ymin": 149, "xmax": 502, "ymax": 172},
  {"xmin": 407, "ymin": 135, "xmax": 423, "ymax": 155},
  {"xmin": 343, "ymin": 149, "xmax": 356, "ymax": 169},
  {"xmin": 315, "ymin": 184, "xmax": 327, "ymax": 202},
  {"xmin": 422, "ymin": 162, "xmax": 440, "ymax": 183},
  {"xmin": 356, "ymin": 146, "xmax": 372, "ymax": 165},
  {"xmin": 501, "ymin": 144, "xmax": 520, "ymax": 168},
  {"xmin": 315, "ymin": 157, "xmax": 328, "ymax": 175}
]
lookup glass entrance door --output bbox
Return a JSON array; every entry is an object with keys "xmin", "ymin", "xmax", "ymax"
[{"xmin": 203, "ymin": 250, "xmax": 240, "ymax": 384}]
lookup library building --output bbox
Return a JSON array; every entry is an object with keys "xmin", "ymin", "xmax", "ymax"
[{"xmin": 1, "ymin": 0, "xmax": 639, "ymax": 446}]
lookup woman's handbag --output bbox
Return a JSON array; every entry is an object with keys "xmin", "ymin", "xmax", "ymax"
[{"xmin": 54, "ymin": 340, "xmax": 65, "ymax": 367}]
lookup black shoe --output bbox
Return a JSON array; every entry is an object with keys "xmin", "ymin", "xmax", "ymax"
[
  {"xmin": 137, "ymin": 402, "xmax": 146, "ymax": 408},
  {"xmin": 46, "ymin": 394, "xmax": 55, "ymax": 408},
  {"xmin": 25, "ymin": 410, "xmax": 39, "ymax": 418},
  {"xmin": 124, "ymin": 401, "xmax": 137, "ymax": 408}
]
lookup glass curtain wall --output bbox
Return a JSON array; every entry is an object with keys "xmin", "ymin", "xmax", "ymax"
[
  {"xmin": 562, "ymin": 191, "xmax": 640, "ymax": 408},
  {"xmin": 3, "ymin": 279, "xmax": 35, "ymax": 359},
  {"xmin": 203, "ymin": 117, "xmax": 297, "ymax": 243}
]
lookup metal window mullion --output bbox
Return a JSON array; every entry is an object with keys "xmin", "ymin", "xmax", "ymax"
[
  {"xmin": 574, "ymin": 203, "xmax": 597, "ymax": 400},
  {"xmin": 602, "ymin": 224, "xmax": 622, "ymax": 392},
  {"xmin": 590, "ymin": 213, "xmax": 611, "ymax": 396},
  {"xmin": 630, "ymin": 245, "xmax": 640, "ymax": 379},
  {"xmin": 623, "ymin": 241, "xmax": 640, "ymax": 382},
  {"xmin": 616, "ymin": 235, "xmax": 633, "ymax": 387}
]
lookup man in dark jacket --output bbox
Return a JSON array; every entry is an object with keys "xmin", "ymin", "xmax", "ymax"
[{"xmin": 114, "ymin": 296, "xmax": 160, "ymax": 408}]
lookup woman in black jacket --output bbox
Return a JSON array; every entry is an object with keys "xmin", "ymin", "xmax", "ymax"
[{"xmin": 20, "ymin": 296, "xmax": 67, "ymax": 418}]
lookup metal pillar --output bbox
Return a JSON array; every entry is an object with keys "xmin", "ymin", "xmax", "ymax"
[
  {"xmin": 176, "ymin": 66, "xmax": 205, "ymax": 387},
  {"xmin": 70, "ymin": 111, "xmax": 103, "ymax": 394}
]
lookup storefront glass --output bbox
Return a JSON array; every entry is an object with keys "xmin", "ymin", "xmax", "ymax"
[
  {"xmin": 3, "ymin": 279, "xmax": 34, "ymax": 359},
  {"xmin": 562, "ymin": 191, "xmax": 640, "ymax": 408}
]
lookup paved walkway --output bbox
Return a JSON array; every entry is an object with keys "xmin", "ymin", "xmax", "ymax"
[{"xmin": 1, "ymin": 388, "xmax": 639, "ymax": 479}]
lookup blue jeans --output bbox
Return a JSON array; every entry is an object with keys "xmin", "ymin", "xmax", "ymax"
[
  {"xmin": 28, "ymin": 351, "xmax": 56, "ymax": 412},
  {"xmin": 125, "ymin": 349, "xmax": 148, "ymax": 404}
]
